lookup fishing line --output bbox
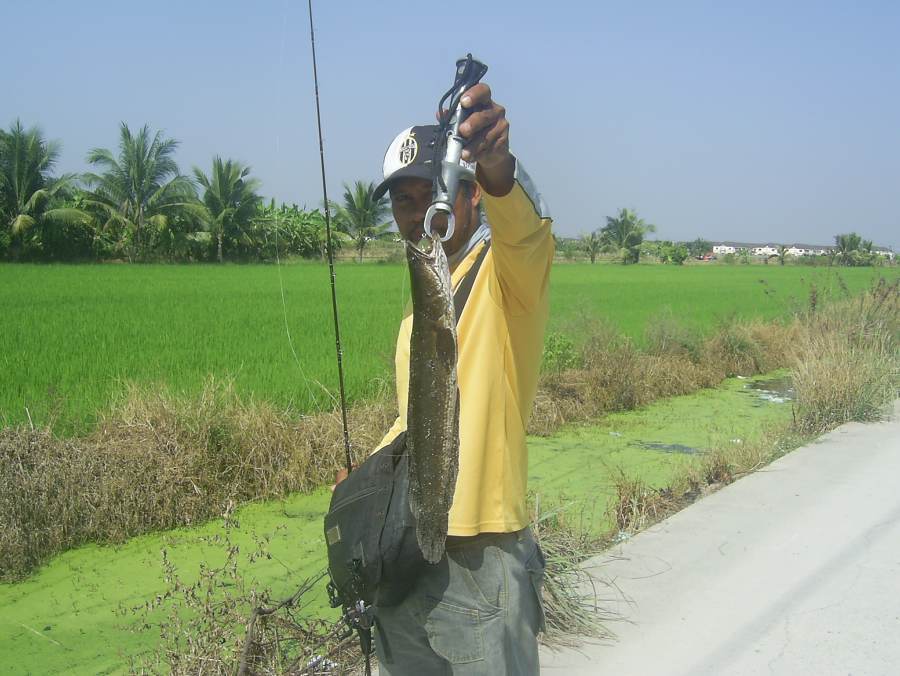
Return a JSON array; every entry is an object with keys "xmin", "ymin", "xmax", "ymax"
[{"xmin": 271, "ymin": 0, "xmax": 328, "ymax": 415}]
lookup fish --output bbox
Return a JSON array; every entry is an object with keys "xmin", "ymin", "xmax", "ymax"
[{"xmin": 405, "ymin": 233, "xmax": 460, "ymax": 564}]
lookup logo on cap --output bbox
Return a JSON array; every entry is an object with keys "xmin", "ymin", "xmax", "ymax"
[{"xmin": 398, "ymin": 133, "xmax": 418, "ymax": 167}]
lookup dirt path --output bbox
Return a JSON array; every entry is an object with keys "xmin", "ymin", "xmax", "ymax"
[{"xmin": 541, "ymin": 401, "xmax": 900, "ymax": 676}]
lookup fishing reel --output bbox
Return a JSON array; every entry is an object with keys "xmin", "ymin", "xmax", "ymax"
[
  {"xmin": 327, "ymin": 564, "xmax": 376, "ymax": 649},
  {"xmin": 423, "ymin": 54, "xmax": 489, "ymax": 243}
]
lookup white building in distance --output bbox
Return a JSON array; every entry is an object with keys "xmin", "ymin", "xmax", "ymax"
[
  {"xmin": 752, "ymin": 244, "xmax": 780, "ymax": 257},
  {"xmin": 707, "ymin": 241, "xmax": 893, "ymax": 259}
]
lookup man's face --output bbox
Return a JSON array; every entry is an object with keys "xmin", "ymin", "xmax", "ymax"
[{"xmin": 389, "ymin": 178, "xmax": 481, "ymax": 258}]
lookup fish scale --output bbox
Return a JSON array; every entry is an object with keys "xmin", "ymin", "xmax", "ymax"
[{"xmin": 405, "ymin": 233, "xmax": 460, "ymax": 564}]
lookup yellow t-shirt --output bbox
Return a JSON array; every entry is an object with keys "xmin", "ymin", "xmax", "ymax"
[{"xmin": 377, "ymin": 161, "xmax": 554, "ymax": 536}]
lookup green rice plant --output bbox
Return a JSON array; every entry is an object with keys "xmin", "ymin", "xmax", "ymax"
[
  {"xmin": 0, "ymin": 262, "xmax": 410, "ymax": 434},
  {"xmin": 547, "ymin": 264, "xmax": 891, "ymax": 343},
  {"xmin": 0, "ymin": 263, "xmax": 892, "ymax": 435}
]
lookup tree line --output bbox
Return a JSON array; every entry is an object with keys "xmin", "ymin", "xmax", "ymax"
[
  {"xmin": 0, "ymin": 120, "xmax": 392, "ymax": 262},
  {"xmin": 566, "ymin": 209, "xmax": 890, "ymax": 266}
]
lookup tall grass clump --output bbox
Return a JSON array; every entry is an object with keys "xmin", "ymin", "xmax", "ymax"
[
  {"xmin": 530, "ymin": 315, "xmax": 797, "ymax": 436},
  {"xmin": 0, "ymin": 379, "xmax": 395, "ymax": 580},
  {"xmin": 530, "ymin": 496, "xmax": 622, "ymax": 646},
  {"xmin": 791, "ymin": 278, "xmax": 899, "ymax": 434}
]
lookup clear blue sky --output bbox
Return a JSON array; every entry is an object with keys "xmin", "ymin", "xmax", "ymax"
[{"xmin": 3, "ymin": 0, "xmax": 898, "ymax": 246}]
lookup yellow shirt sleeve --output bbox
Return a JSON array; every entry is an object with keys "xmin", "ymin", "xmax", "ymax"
[{"xmin": 482, "ymin": 163, "xmax": 554, "ymax": 315}]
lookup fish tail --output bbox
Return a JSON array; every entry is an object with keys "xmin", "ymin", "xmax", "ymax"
[{"xmin": 416, "ymin": 515, "xmax": 448, "ymax": 564}]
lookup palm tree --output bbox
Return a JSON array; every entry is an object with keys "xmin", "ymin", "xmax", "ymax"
[
  {"xmin": 0, "ymin": 120, "xmax": 88, "ymax": 256},
  {"xmin": 835, "ymin": 233, "xmax": 862, "ymax": 264},
  {"xmin": 833, "ymin": 232, "xmax": 875, "ymax": 266},
  {"xmin": 335, "ymin": 181, "xmax": 391, "ymax": 263},
  {"xmin": 580, "ymin": 231, "xmax": 602, "ymax": 264},
  {"xmin": 193, "ymin": 157, "xmax": 262, "ymax": 262},
  {"xmin": 600, "ymin": 208, "xmax": 656, "ymax": 264},
  {"xmin": 777, "ymin": 245, "xmax": 788, "ymax": 266},
  {"xmin": 82, "ymin": 123, "xmax": 197, "ymax": 261}
]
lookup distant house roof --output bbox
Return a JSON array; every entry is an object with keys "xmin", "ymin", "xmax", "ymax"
[
  {"xmin": 696, "ymin": 240, "xmax": 889, "ymax": 253},
  {"xmin": 789, "ymin": 243, "xmax": 835, "ymax": 250},
  {"xmin": 711, "ymin": 241, "xmax": 841, "ymax": 251}
]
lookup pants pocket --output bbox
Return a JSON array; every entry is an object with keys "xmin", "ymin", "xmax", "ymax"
[
  {"xmin": 424, "ymin": 599, "xmax": 485, "ymax": 664},
  {"xmin": 525, "ymin": 542, "xmax": 547, "ymax": 634}
]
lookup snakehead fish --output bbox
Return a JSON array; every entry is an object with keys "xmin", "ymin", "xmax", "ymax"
[{"xmin": 405, "ymin": 233, "xmax": 460, "ymax": 564}]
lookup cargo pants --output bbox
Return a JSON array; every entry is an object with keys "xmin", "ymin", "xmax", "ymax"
[{"xmin": 375, "ymin": 528, "xmax": 546, "ymax": 675}]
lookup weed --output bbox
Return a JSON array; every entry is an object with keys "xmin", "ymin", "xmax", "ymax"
[
  {"xmin": 0, "ymin": 379, "xmax": 396, "ymax": 580},
  {"xmin": 541, "ymin": 331, "xmax": 580, "ymax": 374},
  {"xmin": 530, "ymin": 496, "xmax": 622, "ymax": 647},
  {"xmin": 791, "ymin": 278, "xmax": 898, "ymax": 434},
  {"xmin": 127, "ymin": 526, "xmax": 361, "ymax": 675},
  {"xmin": 608, "ymin": 470, "xmax": 670, "ymax": 534},
  {"xmin": 644, "ymin": 311, "xmax": 703, "ymax": 362}
]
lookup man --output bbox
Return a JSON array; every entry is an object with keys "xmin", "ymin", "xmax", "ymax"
[{"xmin": 349, "ymin": 83, "xmax": 554, "ymax": 674}]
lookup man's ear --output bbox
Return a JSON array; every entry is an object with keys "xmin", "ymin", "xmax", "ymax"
[{"xmin": 469, "ymin": 181, "xmax": 482, "ymax": 209}]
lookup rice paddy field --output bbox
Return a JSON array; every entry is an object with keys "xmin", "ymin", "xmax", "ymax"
[{"xmin": 1, "ymin": 262, "xmax": 893, "ymax": 434}]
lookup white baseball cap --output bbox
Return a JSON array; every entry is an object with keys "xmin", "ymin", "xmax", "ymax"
[{"xmin": 373, "ymin": 124, "xmax": 476, "ymax": 200}]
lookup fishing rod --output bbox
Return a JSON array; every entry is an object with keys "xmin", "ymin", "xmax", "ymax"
[{"xmin": 307, "ymin": 0, "xmax": 353, "ymax": 474}]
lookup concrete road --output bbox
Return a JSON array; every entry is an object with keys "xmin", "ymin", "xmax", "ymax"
[{"xmin": 541, "ymin": 402, "xmax": 900, "ymax": 676}]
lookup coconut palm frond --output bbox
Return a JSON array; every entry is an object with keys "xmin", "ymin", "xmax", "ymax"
[
  {"xmin": 42, "ymin": 207, "xmax": 93, "ymax": 228},
  {"xmin": 337, "ymin": 181, "xmax": 391, "ymax": 262},
  {"xmin": 600, "ymin": 208, "xmax": 654, "ymax": 264},
  {"xmin": 192, "ymin": 157, "xmax": 262, "ymax": 261},
  {"xmin": 11, "ymin": 214, "xmax": 36, "ymax": 235}
]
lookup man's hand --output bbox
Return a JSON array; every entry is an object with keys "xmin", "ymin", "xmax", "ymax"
[
  {"xmin": 332, "ymin": 465, "xmax": 355, "ymax": 492},
  {"xmin": 456, "ymin": 83, "xmax": 516, "ymax": 197}
]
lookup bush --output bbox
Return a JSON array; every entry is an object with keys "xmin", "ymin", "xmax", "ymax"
[
  {"xmin": 791, "ymin": 278, "xmax": 898, "ymax": 434},
  {"xmin": 541, "ymin": 331, "xmax": 579, "ymax": 373},
  {"xmin": 644, "ymin": 313, "xmax": 703, "ymax": 362}
]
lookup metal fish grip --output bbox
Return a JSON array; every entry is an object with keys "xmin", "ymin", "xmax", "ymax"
[{"xmin": 423, "ymin": 54, "xmax": 489, "ymax": 242}]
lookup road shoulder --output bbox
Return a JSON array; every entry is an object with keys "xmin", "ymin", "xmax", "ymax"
[{"xmin": 541, "ymin": 401, "xmax": 900, "ymax": 676}]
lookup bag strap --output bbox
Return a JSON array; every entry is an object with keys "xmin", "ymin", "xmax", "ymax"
[{"xmin": 453, "ymin": 240, "xmax": 491, "ymax": 325}]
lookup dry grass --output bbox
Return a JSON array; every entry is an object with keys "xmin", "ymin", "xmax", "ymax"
[
  {"xmin": 530, "ymin": 317, "xmax": 797, "ymax": 436},
  {"xmin": 0, "ymin": 380, "xmax": 396, "ymax": 580},
  {"xmin": 127, "ymin": 529, "xmax": 364, "ymax": 675},
  {"xmin": 791, "ymin": 278, "xmax": 898, "ymax": 434},
  {"xmin": 530, "ymin": 497, "xmax": 623, "ymax": 647},
  {"xmin": 607, "ymin": 470, "xmax": 672, "ymax": 535}
]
